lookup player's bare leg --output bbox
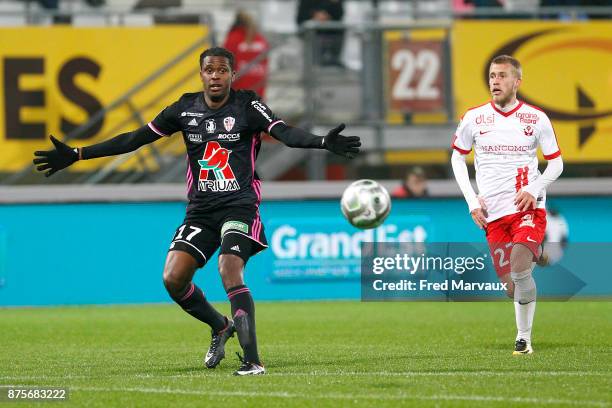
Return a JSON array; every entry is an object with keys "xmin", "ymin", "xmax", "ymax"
[
  {"xmin": 510, "ymin": 243, "xmax": 536, "ymax": 355},
  {"xmin": 219, "ymin": 254, "xmax": 265, "ymax": 375},
  {"xmin": 163, "ymin": 251, "xmax": 234, "ymax": 368},
  {"xmin": 219, "ymin": 254, "xmax": 246, "ymax": 290}
]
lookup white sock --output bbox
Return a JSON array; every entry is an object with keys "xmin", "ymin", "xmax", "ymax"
[{"xmin": 514, "ymin": 301, "xmax": 536, "ymax": 343}]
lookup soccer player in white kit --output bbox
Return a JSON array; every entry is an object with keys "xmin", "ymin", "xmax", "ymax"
[{"xmin": 451, "ymin": 55, "xmax": 563, "ymax": 355}]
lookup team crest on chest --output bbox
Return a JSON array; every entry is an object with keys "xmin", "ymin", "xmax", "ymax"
[
  {"xmin": 223, "ymin": 116, "xmax": 235, "ymax": 132},
  {"xmin": 205, "ymin": 119, "xmax": 216, "ymax": 133},
  {"xmin": 523, "ymin": 126, "xmax": 534, "ymax": 137}
]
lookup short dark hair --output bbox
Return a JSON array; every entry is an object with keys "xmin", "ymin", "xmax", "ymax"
[
  {"xmin": 490, "ymin": 55, "xmax": 522, "ymax": 78},
  {"xmin": 199, "ymin": 47, "xmax": 235, "ymax": 70}
]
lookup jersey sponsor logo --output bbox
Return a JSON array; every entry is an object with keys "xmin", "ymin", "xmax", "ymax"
[
  {"xmin": 197, "ymin": 141, "xmax": 240, "ymax": 192},
  {"xmin": 181, "ymin": 111, "xmax": 204, "ymax": 117},
  {"xmin": 479, "ymin": 130, "xmax": 492, "ymax": 135},
  {"xmin": 205, "ymin": 119, "xmax": 216, "ymax": 133},
  {"xmin": 251, "ymin": 100, "xmax": 273, "ymax": 123},
  {"xmin": 478, "ymin": 143, "xmax": 536, "ymax": 154},
  {"xmin": 221, "ymin": 220, "xmax": 249, "ymax": 236},
  {"xmin": 516, "ymin": 112, "xmax": 539, "ymax": 124},
  {"xmin": 523, "ymin": 126, "xmax": 534, "ymax": 136},
  {"xmin": 188, "ymin": 133, "xmax": 203, "ymax": 143},
  {"xmin": 188, "ymin": 118, "xmax": 198, "ymax": 126},
  {"xmin": 475, "ymin": 113, "xmax": 495, "ymax": 125},
  {"xmin": 218, "ymin": 133, "xmax": 240, "ymax": 142},
  {"xmin": 223, "ymin": 116, "xmax": 235, "ymax": 131}
]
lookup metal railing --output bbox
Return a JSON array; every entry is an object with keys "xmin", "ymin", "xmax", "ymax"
[
  {"xmin": 2, "ymin": 17, "xmax": 213, "ymax": 185},
  {"xmin": 2, "ymin": 4, "xmax": 610, "ymax": 184},
  {"xmin": 299, "ymin": 20, "xmax": 456, "ymax": 179}
]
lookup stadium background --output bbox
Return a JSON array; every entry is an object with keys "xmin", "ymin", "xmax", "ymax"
[{"xmin": 0, "ymin": 2, "xmax": 610, "ymax": 406}]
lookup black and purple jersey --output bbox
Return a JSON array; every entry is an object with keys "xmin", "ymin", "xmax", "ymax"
[{"xmin": 148, "ymin": 90, "xmax": 283, "ymax": 217}]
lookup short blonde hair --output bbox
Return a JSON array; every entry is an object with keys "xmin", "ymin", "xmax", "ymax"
[{"xmin": 490, "ymin": 55, "xmax": 522, "ymax": 79}]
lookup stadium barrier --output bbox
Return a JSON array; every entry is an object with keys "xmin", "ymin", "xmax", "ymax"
[{"xmin": 0, "ymin": 181, "xmax": 611, "ymax": 306}]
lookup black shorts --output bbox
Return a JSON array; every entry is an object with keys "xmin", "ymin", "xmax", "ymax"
[{"xmin": 168, "ymin": 206, "xmax": 268, "ymax": 268}]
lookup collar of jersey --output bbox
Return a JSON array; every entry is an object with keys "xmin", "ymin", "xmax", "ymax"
[
  {"xmin": 490, "ymin": 100, "xmax": 523, "ymax": 117},
  {"xmin": 201, "ymin": 89, "xmax": 236, "ymax": 111}
]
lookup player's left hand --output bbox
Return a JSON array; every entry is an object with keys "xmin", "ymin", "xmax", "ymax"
[
  {"xmin": 323, "ymin": 124, "xmax": 361, "ymax": 159},
  {"xmin": 514, "ymin": 189, "xmax": 536, "ymax": 212}
]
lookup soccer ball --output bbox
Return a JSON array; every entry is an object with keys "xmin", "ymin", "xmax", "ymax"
[{"xmin": 340, "ymin": 179, "xmax": 391, "ymax": 229}]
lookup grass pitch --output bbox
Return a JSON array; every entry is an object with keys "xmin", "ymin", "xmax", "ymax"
[{"xmin": 1, "ymin": 301, "xmax": 610, "ymax": 407}]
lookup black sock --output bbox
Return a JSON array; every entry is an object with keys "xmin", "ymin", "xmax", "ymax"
[
  {"xmin": 172, "ymin": 283, "xmax": 226, "ymax": 333},
  {"xmin": 227, "ymin": 285, "xmax": 260, "ymax": 365}
]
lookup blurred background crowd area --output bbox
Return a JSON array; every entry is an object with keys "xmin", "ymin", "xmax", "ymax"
[
  {"xmin": 4, "ymin": 0, "xmax": 610, "ymax": 24},
  {"xmin": 0, "ymin": 0, "xmax": 610, "ymax": 187}
]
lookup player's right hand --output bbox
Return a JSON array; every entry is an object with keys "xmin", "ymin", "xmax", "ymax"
[
  {"xmin": 471, "ymin": 197, "xmax": 488, "ymax": 230},
  {"xmin": 470, "ymin": 208, "xmax": 488, "ymax": 230},
  {"xmin": 33, "ymin": 135, "xmax": 79, "ymax": 177}
]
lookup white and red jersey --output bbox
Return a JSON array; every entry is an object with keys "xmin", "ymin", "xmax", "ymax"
[{"xmin": 452, "ymin": 100, "xmax": 561, "ymax": 222}]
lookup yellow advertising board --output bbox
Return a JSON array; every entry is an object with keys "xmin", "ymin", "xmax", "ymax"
[
  {"xmin": 0, "ymin": 26, "xmax": 209, "ymax": 171},
  {"xmin": 452, "ymin": 21, "xmax": 612, "ymax": 162}
]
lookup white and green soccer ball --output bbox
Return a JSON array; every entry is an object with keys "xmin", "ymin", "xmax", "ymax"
[{"xmin": 340, "ymin": 179, "xmax": 391, "ymax": 229}]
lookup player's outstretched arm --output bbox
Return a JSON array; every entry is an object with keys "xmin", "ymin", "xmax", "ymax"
[
  {"xmin": 269, "ymin": 123, "xmax": 361, "ymax": 159},
  {"xmin": 32, "ymin": 126, "xmax": 161, "ymax": 177}
]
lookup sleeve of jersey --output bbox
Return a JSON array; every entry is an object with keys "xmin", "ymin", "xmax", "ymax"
[
  {"xmin": 81, "ymin": 125, "xmax": 161, "ymax": 160},
  {"xmin": 538, "ymin": 115, "xmax": 561, "ymax": 160},
  {"xmin": 148, "ymin": 102, "xmax": 182, "ymax": 137},
  {"xmin": 451, "ymin": 113, "xmax": 473, "ymax": 155},
  {"xmin": 246, "ymin": 97, "xmax": 285, "ymax": 133},
  {"xmin": 268, "ymin": 123, "xmax": 324, "ymax": 149},
  {"xmin": 451, "ymin": 150, "xmax": 480, "ymax": 212}
]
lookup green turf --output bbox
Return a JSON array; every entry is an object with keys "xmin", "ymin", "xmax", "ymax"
[{"xmin": 0, "ymin": 301, "xmax": 610, "ymax": 407}]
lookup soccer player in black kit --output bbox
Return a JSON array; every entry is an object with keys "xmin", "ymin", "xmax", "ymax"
[{"xmin": 33, "ymin": 47, "xmax": 360, "ymax": 375}]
